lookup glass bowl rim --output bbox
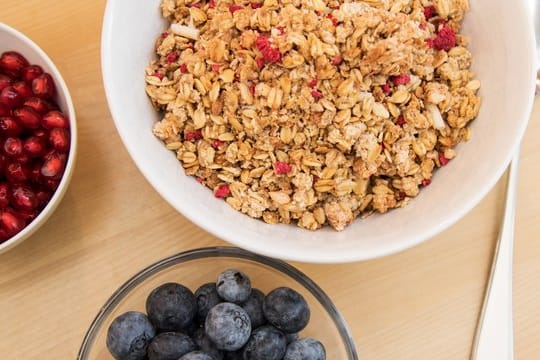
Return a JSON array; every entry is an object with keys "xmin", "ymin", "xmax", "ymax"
[{"xmin": 77, "ymin": 246, "xmax": 358, "ymax": 359}]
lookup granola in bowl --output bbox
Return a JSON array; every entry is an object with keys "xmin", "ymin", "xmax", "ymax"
[{"xmin": 145, "ymin": 0, "xmax": 480, "ymax": 231}]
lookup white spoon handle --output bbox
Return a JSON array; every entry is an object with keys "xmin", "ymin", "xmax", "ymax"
[{"xmin": 471, "ymin": 154, "xmax": 519, "ymax": 360}]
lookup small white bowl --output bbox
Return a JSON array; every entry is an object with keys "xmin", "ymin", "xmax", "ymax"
[
  {"xmin": 0, "ymin": 22, "xmax": 77, "ymax": 254},
  {"xmin": 101, "ymin": 0, "xmax": 536, "ymax": 263}
]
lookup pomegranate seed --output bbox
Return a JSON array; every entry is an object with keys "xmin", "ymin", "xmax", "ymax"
[
  {"xmin": 49, "ymin": 127, "xmax": 70, "ymax": 152},
  {"xmin": 15, "ymin": 153, "xmax": 31, "ymax": 165},
  {"xmin": 185, "ymin": 129, "xmax": 203, "ymax": 141},
  {"xmin": 311, "ymin": 90, "xmax": 323, "ymax": 100},
  {"xmin": 0, "ymin": 183, "xmax": 11, "ymax": 208},
  {"xmin": 23, "ymin": 97, "xmax": 52, "ymax": 115},
  {"xmin": 275, "ymin": 161, "xmax": 292, "ymax": 175},
  {"xmin": 5, "ymin": 161, "xmax": 30, "ymax": 184},
  {"xmin": 0, "ymin": 74, "xmax": 13, "ymax": 92},
  {"xmin": 16, "ymin": 208, "xmax": 38, "ymax": 223},
  {"xmin": 11, "ymin": 185, "xmax": 38, "ymax": 211},
  {"xmin": 12, "ymin": 81, "xmax": 33, "ymax": 98},
  {"xmin": 0, "ymin": 86, "xmax": 23, "ymax": 109},
  {"xmin": 42, "ymin": 110, "xmax": 69, "ymax": 129},
  {"xmin": 3, "ymin": 137, "xmax": 23, "ymax": 157},
  {"xmin": 0, "ymin": 51, "xmax": 29, "ymax": 78},
  {"xmin": 41, "ymin": 151, "xmax": 66, "ymax": 178},
  {"xmin": 308, "ymin": 79, "xmax": 318, "ymax": 88},
  {"xmin": 23, "ymin": 136, "xmax": 47, "ymax": 157},
  {"xmin": 422, "ymin": 178, "xmax": 432, "ymax": 187},
  {"xmin": 31, "ymin": 73, "xmax": 56, "ymax": 99},
  {"xmin": 439, "ymin": 152, "xmax": 450, "ymax": 166},
  {"xmin": 180, "ymin": 64, "xmax": 188, "ymax": 73},
  {"xmin": 0, "ymin": 154, "xmax": 5, "ymax": 174},
  {"xmin": 43, "ymin": 178, "xmax": 60, "ymax": 191},
  {"xmin": 392, "ymin": 74, "xmax": 411, "ymax": 86},
  {"xmin": 14, "ymin": 106, "xmax": 42, "ymax": 129},
  {"xmin": 0, "ymin": 103, "xmax": 9, "ymax": 117},
  {"xmin": 33, "ymin": 128, "xmax": 49, "ymax": 140},
  {"xmin": 0, "ymin": 209, "xmax": 25, "ymax": 235},
  {"xmin": 251, "ymin": 2, "xmax": 262, "ymax": 8},
  {"xmin": 36, "ymin": 189, "xmax": 52, "ymax": 207},
  {"xmin": 0, "ymin": 116, "xmax": 24, "ymax": 136},
  {"xmin": 214, "ymin": 184, "xmax": 230, "ymax": 198},
  {"xmin": 21, "ymin": 65, "xmax": 44, "ymax": 83},
  {"xmin": 229, "ymin": 4, "xmax": 243, "ymax": 13}
]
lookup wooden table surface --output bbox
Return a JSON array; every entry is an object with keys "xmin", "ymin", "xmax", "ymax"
[{"xmin": 1, "ymin": 1, "xmax": 539, "ymax": 359}]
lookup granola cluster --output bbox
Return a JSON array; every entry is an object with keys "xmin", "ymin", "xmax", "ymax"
[{"xmin": 145, "ymin": 0, "xmax": 480, "ymax": 231}]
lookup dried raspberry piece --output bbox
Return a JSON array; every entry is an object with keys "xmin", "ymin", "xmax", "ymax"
[
  {"xmin": 185, "ymin": 129, "xmax": 203, "ymax": 141},
  {"xmin": 256, "ymin": 57, "xmax": 265, "ymax": 69},
  {"xmin": 180, "ymin": 64, "xmax": 188, "ymax": 73},
  {"xmin": 154, "ymin": 72, "xmax": 164, "ymax": 80},
  {"xmin": 212, "ymin": 139, "xmax": 224, "ymax": 148},
  {"xmin": 161, "ymin": 32, "xmax": 169, "ymax": 39},
  {"xmin": 396, "ymin": 191, "xmax": 407, "ymax": 201},
  {"xmin": 250, "ymin": 2, "xmax": 262, "ymax": 8},
  {"xmin": 331, "ymin": 55, "xmax": 343, "ymax": 66},
  {"xmin": 439, "ymin": 152, "xmax": 450, "ymax": 166},
  {"xmin": 212, "ymin": 64, "xmax": 220, "ymax": 72},
  {"xmin": 249, "ymin": 84, "xmax": 256, "ymax": 95},
  {"xmin": 196, "ymin": 177, "xmax": 204, "ymax": 184},
  {"xmin": 424, "ymin": 6, "xmax": 436, "ymax": 19},
  {"xmin": 167, "ymin": 52, "xmax": 179, "ymax": 64},
  {"xmin": 209, "ymin": 0, "xmax": 215, "ymax": 8},
  {"xmin": 229, "ymin": 4, "xmax": 243, "ymax": 14},
  {"xmin": 426, "ymin": 38, "xmax": 435, "ymax": 48},
  {"xmin": 311, "ymin": 90, "xmax": 323, "ymax": 100},
  {"xmin": 382, "ymin": 83, "xmax": 392, "ymax": 95},
  {"xmin": 275, "ymin": 161, "xmax": 292, "ymax": 175},
  {"xmin": 255, "ymin": 36, "xmax": 281, "ymax": 63},
  {"xmin": 392, "ymin": 74, "xmax": 410, "ymax": 85},
  {"xmin": 214, "ymin": 184, "xmax": 230, "ymax": 198},
  {"xmin": 191, "ymin": 3, "xmax": 201, "ymax": 7},
  {"xmin": 276, "ymin": 26, "xmax": 286, "ymax": 35},
  {"xmin": 422, "ymin": 179, "xmax": 432, "ymax": 187},
  {"xmin": 326, "ymin": 14, "xmax": 338, "ymax": 26},
  {"xmin": 419, "ymin": 22, "xmax": 426, "ymax": 30},
  {"xmin": 433, "ymin": 24, "xmax": 456, "ymax": 51},
  {"xmin": 308, "ymin": 79, "xmax": 318, "ymax": 88},
  {"xmin": 396, "ymin": 115, "xmax": 406, "ymax": 126}
]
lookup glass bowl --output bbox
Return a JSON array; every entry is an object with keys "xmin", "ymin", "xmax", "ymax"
[{"xmin": 78, "ymin": 247, "xmax": 358, "ymax": 359}]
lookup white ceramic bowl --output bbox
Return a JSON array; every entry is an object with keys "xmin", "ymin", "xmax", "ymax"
[
  {"xmin": 0, "ymin": 23, "xmax": 77, "ymax": 254},
  {"xmin": 101, "ymin": 1, "xmax": 536, "ymax": 263}
]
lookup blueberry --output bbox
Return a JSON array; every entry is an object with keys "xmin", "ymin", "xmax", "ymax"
[
  {"xmin": 205, "ymin": 302, "xmax": 251, "ymax": 351},
  {"xmin": 284, "ymin": 338, "xmax": 326, "ymax": 360},
  {"xmin": 216, "ymin": 269, "xmax": 251, "ymax": 304},
  {"xmin": 147, "ymin": 332, "xmax": 196, "ymax": 360},
  {"xmin": 106, "ymin": 311, "xmax": 156, "ymax": 360},
  {"xmin": 241, "ymin": 288, "xmax": 266, "ymax": 329},
  {"xmin": 195, "ymin": 283, "xmax": 222, "ymax": 320},
  {"xmin": 263, "ymin": 287, "xmax": 310, "ymax": 333},
  {"xmin": 146, "ymin": 283, "xmax": 197, "ymax": 332},
  {"xmin": 285, "ymin": 332, "xmax": 299, "ymax": 344},
  {"xmin": 178, "ymin": 351, "xmax": 216, "ymax": 360},
  {"xmin": 242, "ymin": 325, "xmax": 287, "ymax": 360},
  {"xmin": 193, "ymin": 327, "xmax": 224, "ymax": 360}
]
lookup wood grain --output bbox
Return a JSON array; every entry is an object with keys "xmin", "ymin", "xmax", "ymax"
[{"xmin": 1, "ymin": 1, "xmax": 539, "ymax": 358}]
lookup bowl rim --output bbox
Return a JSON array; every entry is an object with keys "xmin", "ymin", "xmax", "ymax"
[
  {"xmin": 0, "ymin": 22, "xmax": 78, "ymax": 254},
  {"xmin": 100, "ymin": 0, "xmax": 537, "ymax": 263},
  {"xmin": 77, "ymin": 246, "xmax": 359, "ymax": 359}
]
